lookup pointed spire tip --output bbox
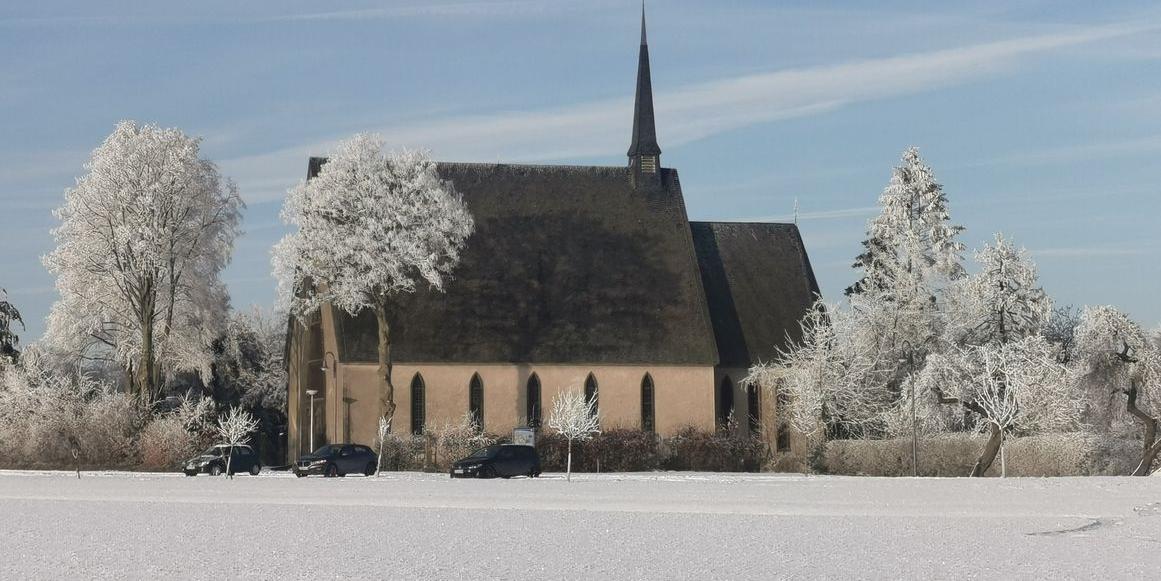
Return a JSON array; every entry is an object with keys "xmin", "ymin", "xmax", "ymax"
[{"xmin": 640, "ymin": 1, "xmax": 647, "ymax": 45}]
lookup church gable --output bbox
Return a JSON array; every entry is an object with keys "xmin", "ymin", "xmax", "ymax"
[{"xmin": 691, "ymin": 222, "xmax": 820, "ymax": 367}]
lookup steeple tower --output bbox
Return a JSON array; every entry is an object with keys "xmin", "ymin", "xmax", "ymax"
[{"xmin": 628, "ymin": 3, "xmax": 661, "ymax": 188}]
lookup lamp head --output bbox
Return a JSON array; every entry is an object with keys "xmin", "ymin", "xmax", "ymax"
[{"xmin": 306, "ymin": 389, "xmax": 319, "ymax": 397}]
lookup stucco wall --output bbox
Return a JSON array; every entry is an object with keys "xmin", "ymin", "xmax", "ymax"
[{"xmin": 318, "ymin": 363, "xmax": 717, "ymax": 447}]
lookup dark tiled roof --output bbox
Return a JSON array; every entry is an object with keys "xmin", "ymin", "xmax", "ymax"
[
  {"xmin": 322, "ymin": 160, "xmax": 719, "ymax": 365},
  {"xmin": 691, "ymin": 222, "xmax": 820, "ymax": 367}
]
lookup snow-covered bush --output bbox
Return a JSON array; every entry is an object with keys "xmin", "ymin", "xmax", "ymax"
[
  {"xmin": 424, "ymin": 413, "xmax": 496, "ymax": 471},
  {"xmin": 138, "ymin": 397, "xmax": 215, "ymax": 470},
  {"xmin": 823, "ymin": 433, "xmax": 1138, "ymax": 477}
]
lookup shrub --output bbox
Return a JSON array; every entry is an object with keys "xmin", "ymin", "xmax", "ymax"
[
  {"xmin": 534, "ymin": 426, "xmax": 765, "ymax": 473},
  {"xmin": 823, "ymin": 433, "xmax": 1141, "ymax": 476},
  {"xmin": 661, "ymin": 426, "xmax": 768, "ymax": 472},
  {"xmin": 376, "ymin": 434, "xmax": 424, "ymax": 471}
]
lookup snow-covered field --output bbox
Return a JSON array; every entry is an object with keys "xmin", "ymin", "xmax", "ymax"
[{"xmin": 1, "ymin": 470, "xmax": 1158, "ymax": 580}]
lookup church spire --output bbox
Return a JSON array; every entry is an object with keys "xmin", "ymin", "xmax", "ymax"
[{"xmin": 628, "ymin": 2, "xmax": 661, "ymax": 179}]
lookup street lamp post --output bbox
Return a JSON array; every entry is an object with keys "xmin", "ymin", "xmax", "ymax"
[
  {"xmin": 900, "ymin": 341, "xmax": 918, "ymax": 477},
  {"xmin": 306, "ymin": 389, "xmax": 319, "ymax": 452}
]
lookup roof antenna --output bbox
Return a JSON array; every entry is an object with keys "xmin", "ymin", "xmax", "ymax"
[{"xmin": 793, "ymin": 197, "xmax": 799, "ymax": 225}]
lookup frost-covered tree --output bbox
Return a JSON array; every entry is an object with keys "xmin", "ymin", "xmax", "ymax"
[
  {"xmin": 845, "ymin": 147, "xmax": 966, "ymax": 381},
  {"xmin": 0, "ymin": 289, "xmax": 24, "ymax": 363},
  {"xmin": 273, "ymin": 135, "xmax": 474, "ymax": 425},
  {"xmin": 376, "ymin": 415, "xmax": 392, "ymax": 475},
  {"xmin": 43, "ymin": 121, "xmax": 243, "ymax": 402},
  {"xmin": 746, "ymin": 299, "xmax": 897, "ymax": 440},
  {"xmin": 919, "ymin": 336, "xmax": 1078, "ymax": 476},
  {"xmin": 851, "ymin": 147, "xmax": 965, "ymax": 299},
  {"xmin": 209, "ymin": 307, "xmax": 287, "ymax": 462},
  {"xmin": 1073, "ymin": 306, "xmax": 1161, "ymax": 475},
  {"xmin": 217, "ymin": 308, "xmax": 287, "ymax": 412},
  {"xmin": 547, "ymin": 388, "xmax": 600, "ymax": 481},
  {"xmin": 215, "ymin": 407, "xmax": 258, "ymax": 478},
  {"xmin": 948, "ymin": 234, "xmax": 1051, "ymax": 347}
]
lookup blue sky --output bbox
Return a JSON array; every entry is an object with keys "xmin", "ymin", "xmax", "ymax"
[{"xmin": 3, "ymin": 0, "xmax": 1161, "ymax": 341}]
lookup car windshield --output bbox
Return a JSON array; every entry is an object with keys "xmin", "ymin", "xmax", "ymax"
[
  {"xmin": 466, "ymin": 446, "xmax": 500, "ymax": 459},
  {"xmin": 200, "ymin": 447, "xmax": 225, "ymax": 457},
  {"xmin": 312, "ymin": 445, "xmax": 337, "ymax": 456}
]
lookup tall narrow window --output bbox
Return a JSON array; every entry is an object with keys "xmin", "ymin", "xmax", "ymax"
[
  {"xmin": 777, "ymin": 425, "xmax": 791, "ymax": 452},
  {"xmin": 584, "ymin": 373, "xmax": 599, "ymax": 418},
  {"xmin": 747, "ymin": 385, "xmax": 761, "ymax": 434},
  {"xmin": 410, "ymin": 373, "xmax": 426, "ymax": 435},
  {"xmin": 469, "ymin": 373, "xmax": 484, "ymax": 429},
  {"xmin": 641, "ymin": 373, "xmax": 655, "ymax": 433},
  {"xmin": 526, "ymin": 373, "xmax": 541, "ymax": 428},
  {"xmin": 717, "ymin": 376, "xmax": 734, "ymax": 430}
]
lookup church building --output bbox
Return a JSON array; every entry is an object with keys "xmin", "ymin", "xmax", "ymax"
[{"xmin": 285, "ymin": 11, "xmax": 820, "ymax": 459}]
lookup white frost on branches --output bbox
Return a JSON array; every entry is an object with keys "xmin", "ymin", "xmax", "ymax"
[
  {"xmin": 216, "ymin": 407, "xmax": 259, "ymax": 478},
  {"xmin": 43, "ymin": 121, "xmax": 242, "ymax": 400},
  {"xmin": 746, "ymin": 300, "xmax": 896, "ymax": 439},
  {"xmin": 273, "ymin": 136, "xmax": 474, "ymax": 317},
  {"xmin": 548, "ymin": 388, "xmax": 600, "ymax": 481},
  {"xmin": 918, "ymin": 336, "xmax": 1080, "ymax": 436},
  {"xmin": 948, "ymin": 234, "xmax": 1050, "ymax": 346},
  {"xmin": 273, "ymin": 134, "xmax": 474, "ymax": 422}
]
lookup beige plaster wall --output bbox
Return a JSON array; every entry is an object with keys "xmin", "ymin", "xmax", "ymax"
[{"xmin": 329, "ymin": 363, "xmax": 716, "ymax": 445}]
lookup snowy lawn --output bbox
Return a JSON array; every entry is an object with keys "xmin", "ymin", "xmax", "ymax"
[{"xmin": 1, "ymin": 470, "xmax": 1158, "ymax": 580}]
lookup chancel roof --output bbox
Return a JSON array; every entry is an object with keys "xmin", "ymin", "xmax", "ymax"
[{"xmin": 690, "ymin": 221, "xmax": 821, "ymax": 367}]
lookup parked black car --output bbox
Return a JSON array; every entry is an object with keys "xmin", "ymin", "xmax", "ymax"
[
  {"xmin": 450, "ymin": 444, "xmax": 541, "ymax": 478},
  {"xmin": 294, "ymin": 444, "xmax": 378, "ymax": 477},
  {"xmin": 183, "ymin": 445, "xmax": 261, "ymax": 476}
]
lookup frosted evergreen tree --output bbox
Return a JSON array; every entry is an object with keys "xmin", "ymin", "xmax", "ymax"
[
  {"xmin": 950, "ymin": 234, "xmax": 1051, "ymax": 346},
  {"xmin": 0, "ymin": 289, "xmax": 23, "ymax": 363},
  {"xmin": 273, "ymin": 135, "xmax": 474, "ymax": 426},
  {"xmin": 850, "ymin": 147, "xmax": 965, "ymax": 299}
]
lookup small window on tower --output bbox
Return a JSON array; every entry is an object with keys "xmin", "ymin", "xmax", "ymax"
[{"xmin": 640, "ymin": 155, "xmax": 657, "ymax": 173}]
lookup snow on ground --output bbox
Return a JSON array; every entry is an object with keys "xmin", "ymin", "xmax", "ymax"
[{"xmin": 1, "ymin": 470, "xmax": 1158, "ymax": 580}]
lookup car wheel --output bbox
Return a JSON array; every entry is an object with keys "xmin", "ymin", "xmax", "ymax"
[
  {"xmin": 363, "ymin": 462, "xmax": 376, "ymax": 477},
  {"xmin": 295, "ymin": 471, "xmax": 306, "ymax": 478},
  {"xmin": 249, "ymin": 464, "xmax": 260, "ymax": 476},
  {"xmin": 209, "ymin": 464, "xmax": 223, "ymax": 477},
  {"xmin": 480, "ymin": 466, "xmax": 497, "ymax": 479},
  {"xmin": 325, "ymin": 463, "xmax": 338, "ymax": 478}
]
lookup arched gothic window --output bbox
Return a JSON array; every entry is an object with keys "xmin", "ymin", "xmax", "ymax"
[
  {"xmin": 641, "ymin": 373, "xmax": 656, "ymax": 433},
  {"xmin": 526, "ymin": 373, "xmax": 541, "ymax": 428},
  {"xmin": 584, "ymin": 373, "xmax": 599, "ymax": 417},
  {"xmin": 410, "ymin": 373, "xmax": 426, "ymax": 435},
  {"xmin": 717, "ymin": 376, "xmax": 734, "ymax": 430},
  {"xmin": 469, "ymin": 373, "xmax": 484, "ymax": 429},
  {"xmin": 747, "ymin": 384, "xmax": 761, "ymax": 434}
]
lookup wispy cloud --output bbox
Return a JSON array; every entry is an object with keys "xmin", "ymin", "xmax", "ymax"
[
  {"xmin": 220, "ymin": 20, "xmax": 1155, "ymax": 203},
  {"xmin": 265, "ymin": 0, "xmax": 607, "ymax": 22},
  {"xmin": 959, "ymin": 134, "xmax": 1161, "ymax": 168},
  {"xmin": 739, "ymin": 206, "xmax": 880, "ymax": 223},
  {"xmin": 1030, "ymin": 246, "xmax": 1149, "ymax": 258}
]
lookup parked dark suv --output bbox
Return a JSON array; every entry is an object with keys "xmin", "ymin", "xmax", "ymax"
[
  {"xmin": 183, "ymin": 445, "xmax": 261, "ymax": 476},
  {"xmin": 451, "ymin": 444, "xmax": 541, "ymax": 478},
  {"xmin": 294, "ymin": 444, "xmax": 378, "ymax": 477}
]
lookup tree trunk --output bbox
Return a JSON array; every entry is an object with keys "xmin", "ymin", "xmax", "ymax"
[
  {"xmin": 374, "ymin": 300, "xmax": 397, "ymax": 426},
  {"xmin": 137, "ymin": 309, "xmax": 156, "ymax": 404},
  {"xmin": 1127, "ymin": 383, "xmax": 1161, "ymax": 476},
  {"xmin": 970, "ymin": 423, "xmax": 1003, "ymax": 477},
  {"xmin": 225, "ymin": 450, "xmax": 233, "ymax": 479},
  {"xmin": 567, "ymin": 439, "xmax": 572, "ymax": 482}
]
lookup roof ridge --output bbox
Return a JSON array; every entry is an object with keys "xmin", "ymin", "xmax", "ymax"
[{"xmin": 435, "ymin": 161, "xmax": 631, "ymax": 173}]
